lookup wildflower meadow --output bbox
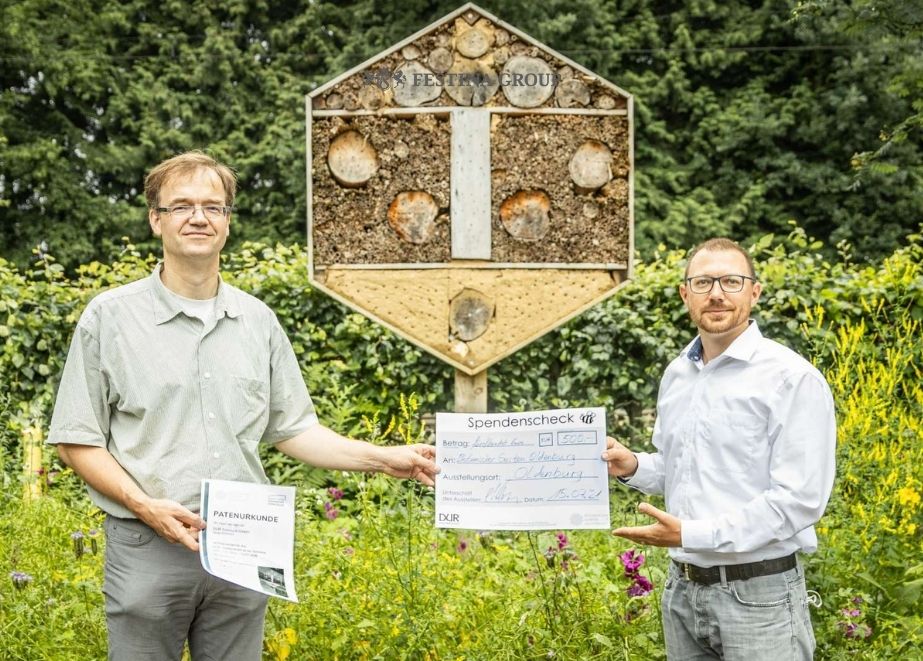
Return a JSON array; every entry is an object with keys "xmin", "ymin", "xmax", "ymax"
[{"xmin": 1, "ymin": 229, "xmax": 921, "ymax": 659}]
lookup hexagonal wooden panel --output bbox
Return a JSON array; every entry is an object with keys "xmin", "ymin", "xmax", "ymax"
[{"xmin": 307, "ymin": 2, "xmax": 633, "ymax": 375}]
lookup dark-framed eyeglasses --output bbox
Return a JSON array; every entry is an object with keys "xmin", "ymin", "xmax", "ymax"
[
  {"xmin": 155, "ymin": 204, "xmax": 231, "ymax": 222},
  {"xmin": 684, "ymin": 274, "xmax": 757, "ymax": 294}
]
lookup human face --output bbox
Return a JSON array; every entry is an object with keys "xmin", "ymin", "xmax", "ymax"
[
  {"xmin": 680, "ymin": 248, "xmax": 761, "ymax": 341},
  {"xmin": 148, "ymin": 167, "xmax": 230, "ymax": 264}
]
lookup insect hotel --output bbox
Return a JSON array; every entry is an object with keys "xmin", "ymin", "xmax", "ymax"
[{"xmin": 306, "ymin": 2, "xmax": 633, "ymax": 411}]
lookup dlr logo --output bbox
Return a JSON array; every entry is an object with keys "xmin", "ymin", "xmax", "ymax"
[{"xmin": 438, "ymin": 513, "xmax": 460, "ymax": 522}]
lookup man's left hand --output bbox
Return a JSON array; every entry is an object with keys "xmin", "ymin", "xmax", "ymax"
[
  {"xmin": 611, "ymin": 502, "xmax": 682, "ymax": 547},
  {"xmin": 380, "ymin": 444, "xmax": 439, "ymax": 486}
]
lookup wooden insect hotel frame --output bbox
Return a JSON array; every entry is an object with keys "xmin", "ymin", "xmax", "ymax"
[{"xmin": 306, "ymin": 2, "xmax": 633, "ymax": 411}]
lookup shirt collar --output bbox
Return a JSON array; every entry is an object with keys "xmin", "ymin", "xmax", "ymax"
[
  {"xmin": 150, "ymin": 263, "xmax": 240, "ymax": 325},
  {"xmin": 685, "ymin": 320, "xmax": 762, "ymax": 364}
]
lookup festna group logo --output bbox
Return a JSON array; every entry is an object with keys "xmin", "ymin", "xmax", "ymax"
[
  {"xmin": 579, "ymin": 410, "xmax": 596, "ymax": 425},
  {"xmin": 361, "ymin": 67, "xmax": 560, "ymax": 91}
]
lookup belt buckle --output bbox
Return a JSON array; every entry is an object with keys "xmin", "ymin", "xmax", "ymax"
[{"xmin": 683, "ymin": 563, "xmax": 690, "ymax": 581}]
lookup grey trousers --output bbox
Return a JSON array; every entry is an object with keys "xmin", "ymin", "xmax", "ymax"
[{"xmin": 103, "ymin": 515, "xmax": 269, "ymax": 661}]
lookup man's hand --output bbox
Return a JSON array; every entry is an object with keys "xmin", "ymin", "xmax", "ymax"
[
  {"xmin": 277, "ymin": 426, "xmax": 440, "ymax": 486},
  {"xmin": 379, "ymin": 444, "xmax": 439, "ymax": 487},
  {"xmin": 132, "ymin": 497, "xmax": 206, "ymax": 552},
  {"xmin": 56, "ymin": 443, "xmax": 205, "ymax": 551},
  {"xmin": 612, "ymin": 502, "xmax": 682, "ymax": 547},
  {"xmin": 602, "ymin": 436, "xmax": 639, "ymax": 479}
]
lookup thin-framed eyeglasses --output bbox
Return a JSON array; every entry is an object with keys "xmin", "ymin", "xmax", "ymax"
[
  {"xmin": 155, "ymin": 204, "xmax": 231, "ymax": 222},
  {"xmin": 684, "ymin": 274, "xmax": 757, "ymax": 294}
]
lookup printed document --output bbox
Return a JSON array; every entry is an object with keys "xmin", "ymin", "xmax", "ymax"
[
  {"xmin": 199, "ymin": 479, "xmax": 298, "ymax": 602},
  {"xmin": 435, "ymin": 407, "xmax": 610, "ymax": 530}
]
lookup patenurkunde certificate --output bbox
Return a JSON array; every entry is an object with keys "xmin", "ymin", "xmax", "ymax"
[
  {"xmin": 435, "ymin": 407, "xmax": 610, "ymax": 530},
  {"xmin": 199, "ymin": 479, "xmax": 299, "ymax": 602}
]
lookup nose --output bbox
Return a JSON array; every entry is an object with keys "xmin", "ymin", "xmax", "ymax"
[{"xmin": 706, "ymin": 280, "xmax": 726, "ymax": 298}]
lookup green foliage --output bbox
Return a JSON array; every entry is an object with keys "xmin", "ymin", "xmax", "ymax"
[
  {"xmin": 1, "ymin": 230, "xmax": 921, "ymax": 657},
  {"xmin": 0, "ymin": 494, "xmax": 106, "ymax": 660},
  {"xmin": 1, "ymin": 0, "xmax": 921, "ymax": 267},
  {"xmin": 794, "ymin": 0, "xmax": 923, "ymax": 194},
  {"xmin": 2, "ymin": 226, "xmax": 921, "ymax": 456}
]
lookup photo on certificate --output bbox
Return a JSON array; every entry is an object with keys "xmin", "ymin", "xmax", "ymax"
[
  {"xmin": 435, "ymin": 407, "xmax": 610, "ymax": 530},
  {"xmin": 199, "ymin": 479, "xmax": 299, "ymax": 602}
]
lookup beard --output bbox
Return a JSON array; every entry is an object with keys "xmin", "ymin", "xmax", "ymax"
[{"xmin": 690, "ymin": 306, "xmax": 748, "ymax": 336}]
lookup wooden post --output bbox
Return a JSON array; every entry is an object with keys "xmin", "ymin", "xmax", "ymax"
[
  {"xmin": 454, "ymin": 369, "xmax": 487, "ymax": 413},
  {"xmin": 22, "ymin": 425, "xmax": 43, "ymax": 501}
]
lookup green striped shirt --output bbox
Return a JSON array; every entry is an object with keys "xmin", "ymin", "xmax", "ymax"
[{"xmin": 48, "ymin": 264, "xmax": 317, "ymax": 517}]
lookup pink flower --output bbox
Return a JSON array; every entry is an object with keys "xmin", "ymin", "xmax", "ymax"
[
  {"xmin": 620, "ymin": 548, "xmax": 645, "ymax": 575},
  {"xmin": 627, "ymin": 574, "xmax": 653, "ymax": 597},
  {"xmin": 555, "ymin": 532, "xmax": 569, "ymax": 550},
  {"xmin": 327, "ymin": 487, "xmax": 344, "ymax": 501}
]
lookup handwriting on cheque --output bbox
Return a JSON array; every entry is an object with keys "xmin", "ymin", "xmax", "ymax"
[{"xmin": 439, "ymin": 431, "xmax": 603, "ymax": 505}]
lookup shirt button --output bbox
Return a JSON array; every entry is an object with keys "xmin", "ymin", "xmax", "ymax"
[
  {"xmin": 213, "ymin": 452, "xmax": 220, "ymax": 459},
  {"xmin": 204, "ymin": 372, "xmax": 211, "ymax": 379},
  {"xmin": 208, "ymin": 412, "xmax": 216, "ymax": 420}
]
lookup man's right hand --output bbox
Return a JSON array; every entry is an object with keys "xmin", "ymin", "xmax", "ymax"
[
  {"xmin": 132, "ymin": 497, "xmax": 206, "ymax": 552},
  {"xmin": 602, "ymin": 436, "xmax": 639, "ymax": 479},
  {"xmin": 56, "ymin": 444, "xmax": 206, "ymax": 552}
]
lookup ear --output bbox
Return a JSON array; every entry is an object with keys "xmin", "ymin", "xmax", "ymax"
[
  {"xmin": 226, "ymin": 212, "xmax": 231, "ymax": 236},
  {"xmin": 751, "ymin": 281, "xmax": 762, "ymax": 306},
  {"xmin": 149, "ymin": 208, "xmax": 162, "ymax": 237},
  {"xmin": 679, "ymin": 282, "xmax": 689, "ymax": 307}
]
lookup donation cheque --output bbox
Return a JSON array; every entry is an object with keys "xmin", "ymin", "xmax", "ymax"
[{"xmin": 435, "ymin": 407, "xmax": 610, "ymax": 530}]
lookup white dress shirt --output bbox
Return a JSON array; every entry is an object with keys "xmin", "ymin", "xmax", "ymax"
[{"xmin": 625, "ymin": 321, "xmax": 836, "ymax": 567}]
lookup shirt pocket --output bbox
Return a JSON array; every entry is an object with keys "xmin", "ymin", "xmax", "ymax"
[
  {"xmin": 232, "ymin": 376, "xmax": 270, "ymax": 442},
  {"xmin": 698, "ymin": 409, "xmax": 766, "ymax": 474}
]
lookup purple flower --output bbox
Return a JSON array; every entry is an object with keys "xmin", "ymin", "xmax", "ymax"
[
  {"xmin": 841, "ymin": 608, "xmax": 861, "ymax": 618},
  {"xmin": 10, "ymin": 571, "xmax": 33, "ymax": 590},
  {"xmin": 852, "ymin": 596, "xmax": 864, "ymax": 605},
  {"xmin": 844, "ymin": 622, "xmax": 858, "ymax": 638},
  {"xmin": 620, "ymin": 548, "xmax": 645, "ymax": 575},
  {"xmin": 456, "ymin": 539, "xmax": 468, "ymax": 554},
  {"xmin": 323, "ymin": 502, "xmax": 339, "ymax": 520},
  {"xmin": 327, "ymin": 487, "xmax": 344, "ymax": 501},
  {"xmin": 555, "ymin": 532, "xmax": 569, "ymax": 550},
  {"xmin": 627, "ymin": 574, "xmax": 654, "ymax": 597},
  {"xmin": 70, "ymin": 531, "xmax": 84, "ymax": 540}
]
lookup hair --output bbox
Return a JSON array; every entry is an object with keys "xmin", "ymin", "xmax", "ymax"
[
  {"xmin": 144, "ymin": 150, "xmax": 237, "ymax": 209},
  {"xmin": 684, "ymin": 237, "xmax": 757, "ymax": 279}
]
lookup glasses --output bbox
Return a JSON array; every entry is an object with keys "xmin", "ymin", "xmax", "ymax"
[
  {"xmin": 685, "ymin": 274, "xmax": 757, "ymax": 294},
  {"xmin": 156, "ymin": 204, "xmax": 231, "ymax": 222}
]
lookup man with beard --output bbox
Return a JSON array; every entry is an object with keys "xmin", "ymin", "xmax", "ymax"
[{"xmin": 603, "ymin": 237, "xmax": 835, "ymax": 660}]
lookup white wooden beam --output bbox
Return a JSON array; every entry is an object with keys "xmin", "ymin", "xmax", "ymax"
[{"xmin": 451, "ymin": 109, "xmax": 492, "ymax": 260}]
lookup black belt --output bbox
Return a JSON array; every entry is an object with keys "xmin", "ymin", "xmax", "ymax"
[{"xmin": 673, "ymin": 553, "xmax": 797, "ymax": 585}]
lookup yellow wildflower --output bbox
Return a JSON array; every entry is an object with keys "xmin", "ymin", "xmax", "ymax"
[{"xmin": 897, "ymin": 486, "xmax": 920, "ymax": 509}]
